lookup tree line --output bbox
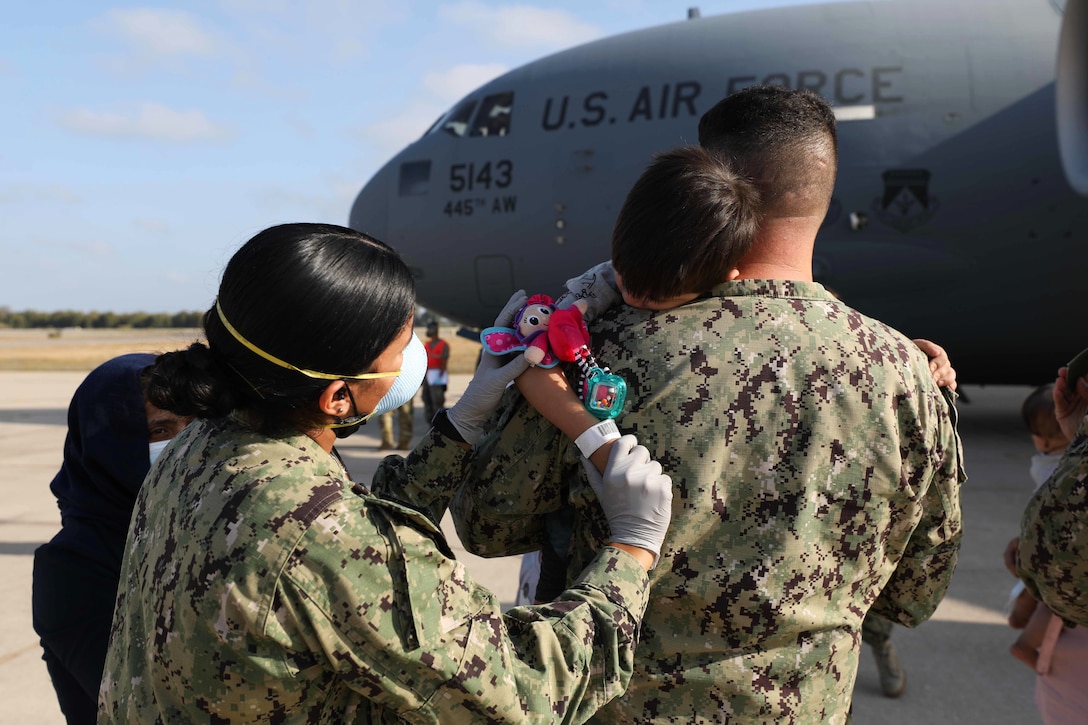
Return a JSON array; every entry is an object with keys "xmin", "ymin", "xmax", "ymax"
[{"xmin": 0, "ymin": 308, "xmax": 204, "ymax": 329}]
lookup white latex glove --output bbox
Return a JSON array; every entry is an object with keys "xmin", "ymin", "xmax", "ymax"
[
  {"xmin": 447, "ymin": 291, "xmax": 531, "ymax": 444},
  {"xmin": 555, "ymin": 260, "xmax": 621, "ymax": 321},
  {"xmin": 581, "ymin": 434, "xmax": 673, "ymax": 567}
]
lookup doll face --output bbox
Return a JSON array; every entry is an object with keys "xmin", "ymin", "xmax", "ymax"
[{"xmin": 517, "ymin": 304, "xmax": 552, "ymax": 338}]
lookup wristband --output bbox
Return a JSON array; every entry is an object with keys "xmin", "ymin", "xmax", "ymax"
[
  {"xmin": 432, "ymin": 408, "xmax": 466, "ymax": 444},
  {"xmin": 574, "ymin": 419, "xmax": 621, "ymax": 458}
]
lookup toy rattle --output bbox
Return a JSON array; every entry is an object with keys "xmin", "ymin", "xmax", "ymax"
[{"xmin": 481, "ymin": 293, "xmax": 627, "ymax": 419}]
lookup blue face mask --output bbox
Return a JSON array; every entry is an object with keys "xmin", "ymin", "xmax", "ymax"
[
  {"xmin": 372, "ymin": 333, "xmax": 428, "ymax": 417},
  {"xmin": 149, "ymin": 438, "xmax": 172, "ymax": 466},
  {"xmin": 331, "ymin": 333, "xmax": 428, "ymax": 439}
]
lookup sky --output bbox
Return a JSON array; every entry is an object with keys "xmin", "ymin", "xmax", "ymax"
[{"xmin": 0, "ymin": 0, "xmax": 812, "ymax": 314}]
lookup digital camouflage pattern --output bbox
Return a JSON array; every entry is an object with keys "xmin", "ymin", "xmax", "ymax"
[
  {"xmin": 453, "ymin": 279, "xmax": 965, "ymax": 724},
  {"xmin": 99, "ymin": 418, "xmax": 649, "ymax": 724},
  {"xmin": 1019, "ymin": 415, "xmax": 1088, "ymax": 627}
]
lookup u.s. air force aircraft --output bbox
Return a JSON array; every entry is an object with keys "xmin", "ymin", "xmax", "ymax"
[{"xmin": 350, "ymin": 0, "xmax": 1088, "ymax": 385}]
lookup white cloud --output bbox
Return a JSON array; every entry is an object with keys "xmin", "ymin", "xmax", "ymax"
[
  {"xmin": 57, "ymin": 103, "xmax": 232, "ymax": 143},
  {"xmin": 357, "ymin": 63, "xmax": 507, "ymax": 159},
  {"xmin": 37, "ymin": 236, "xmax": 116, "ymax": 259},
  {"xmin": 422, "ymin": 64, "xmax": 508, "ymax": 105},
  {"xmin": 361, "ymin": 100, "xmax": 446, "ymax": 159},
  {"xmin": 162, "ymin": 270, "xmax": 191, "ymax": 285},
  {"xmin": 98, "ymin": 8, "xmax": 220, "ymax": 58},
  {"xmin": 133, "ymin": 218, "xmax": 171, "ymax": 235},
  {"xmin": 0, "ymin": 185, "xmax": 82, "ymax": 205},
  {"xmin": 438, "ymin": 1, "xmax": 601, "ymax": 51},
  {"xmin": 220, "ymin": 0, "xmax": 407, "ymax": 63},
  {"xmin": 256, "ymin": 171, "xmax": 373, "ymax": 224}
]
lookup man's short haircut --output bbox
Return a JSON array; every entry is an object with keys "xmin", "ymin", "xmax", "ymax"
[
  {"xmin": 611, "ymin": 145, "xmax": 760, "ymax": 303},
  {"xmin": 698, "ymin": 85, "xmax": 837, "ymax": 218},
  {"xmin": 1022, "ymin": 383, "xmax": 1063, "ymax": 439}
]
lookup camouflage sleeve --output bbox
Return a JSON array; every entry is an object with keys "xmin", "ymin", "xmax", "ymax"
[
  {"xmin": 870, "ymin": 387, "xmax": 966, "ymax": 626},
  {"xmin": 1018, "ymin": 416, "xmax": 1088, "ymax": 627},
  {"xmin": 276, "ymin": 495, "xmax": 649, "ymax": 723},
  {"xmin": 450, "ymin": 389, "xmax": 573, "ymax": 557},
  {"xmin": 370, "ymin": 426, "xmax": 473, "ymax": 526}
]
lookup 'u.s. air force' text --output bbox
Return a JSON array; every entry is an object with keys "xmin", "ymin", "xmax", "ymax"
[{"xmin": 540, "ymin": 67, "xmax": 904, "ymax": 131}]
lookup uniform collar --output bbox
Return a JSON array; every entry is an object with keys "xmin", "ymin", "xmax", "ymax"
[{"xmin": 706, "ymin": 278, "xmax": 837, "ymax": 301}]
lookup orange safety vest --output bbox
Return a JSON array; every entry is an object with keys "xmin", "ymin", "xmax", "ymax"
[{"xmin": 426, "ymin": 339, "xmax": 449, "ymax": 370}]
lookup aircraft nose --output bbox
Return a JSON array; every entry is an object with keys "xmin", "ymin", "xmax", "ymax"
[{"xmin": 348, "ymin": 164, "xmax": 391, "ymax": 244}]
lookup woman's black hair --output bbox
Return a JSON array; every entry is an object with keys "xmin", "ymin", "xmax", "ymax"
[{"xmin": 146, "ymin": 223, "xmax": 416, "ymax": 433}]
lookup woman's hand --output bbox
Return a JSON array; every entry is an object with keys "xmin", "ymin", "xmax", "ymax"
[
  {"xmin": 446, "ymin": 291, "xmax": 531, "ymax": 444},
  {"xmin": 582, "ymin": 435, "xmax": 673, "ymax": 571}
]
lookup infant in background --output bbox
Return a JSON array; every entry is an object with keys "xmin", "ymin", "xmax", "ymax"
[{"xmin": 1006, "ymin": 383, "xmax": 1069, "ymax": 671}]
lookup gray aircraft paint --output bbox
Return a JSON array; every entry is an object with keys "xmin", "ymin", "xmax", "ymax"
[{"xmin": 351, "ymin": 0, "xmax": 1088, "ymax": 385}]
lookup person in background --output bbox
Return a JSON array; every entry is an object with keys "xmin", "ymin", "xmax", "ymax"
[
  {"xmin": 378, "ymin": 398, "xmax": 413, "ymax": 450},
  {"xmin": 31, "ymin": 353, "xmax": 191, "ymax": 724},
  {"xmin": 1015, "ymin": 374, "xmax": 1088, "ymax": 723},
  {"xmin": 1006, "ymin": 384, "xmax": 1069, "ymax": 648},
  {"xmin": 422, "ymin": 319, "xmax": 450, "ymax": 423}
]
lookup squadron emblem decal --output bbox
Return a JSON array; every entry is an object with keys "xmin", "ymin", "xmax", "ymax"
[{"xmin": 872, "ymin": 169, "xmax": 939, "ymax": 232}]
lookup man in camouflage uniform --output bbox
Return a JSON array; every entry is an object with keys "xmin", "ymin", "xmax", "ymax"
[
  {"xmin": 98, "ymin": 417, "xmax": 651, "ymax": 724},
  {"xmin": 452, "ymin": 86, "xmax": 965, "ymax": 723}
]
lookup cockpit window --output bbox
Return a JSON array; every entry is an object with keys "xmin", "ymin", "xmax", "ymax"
[
  {"xmin": 441, "ymin": 99, "xmax": 477, "ymax": 137},
  {"xmin": 470, "ymin": 92, "xmax": 513, "ymax": 137},
  {"xmin": 432, "ymin": 92, "xmax": 514, "ymax": 138}
]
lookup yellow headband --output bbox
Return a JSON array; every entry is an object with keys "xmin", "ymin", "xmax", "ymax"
[{"xmin": 214, "ymin": 298, "xmax": 401, "ymax": 381}]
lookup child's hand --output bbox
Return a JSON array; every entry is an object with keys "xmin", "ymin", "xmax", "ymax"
[
  {"xmin": 913, "ymin": 338, "xmax": 957, "ymax": 391},
  {"xmin": 1004, "ymin": 537, "xmax": 1020, "ymax": 578},
  {"xmin": 556, "ymin": 261, "xmax": 621, "ymax": 321},
  {"xmin": 1054, "ymin": 366, "xmax": 1088, "ymax": 441}
]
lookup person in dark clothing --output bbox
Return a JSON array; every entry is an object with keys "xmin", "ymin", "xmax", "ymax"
[{"xmin": 31, "ymin": 353, "xmax": 190, "ymax": 724}]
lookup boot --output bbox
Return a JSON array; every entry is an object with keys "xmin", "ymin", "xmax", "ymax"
[{"xmin": 872, "ymin": 640, "xmax": 906, "ymax": 698}]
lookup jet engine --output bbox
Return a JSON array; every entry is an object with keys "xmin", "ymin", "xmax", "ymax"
[{"xmin": 1058, "ymin": 0, "xmax": 1088, "ymax": 194}]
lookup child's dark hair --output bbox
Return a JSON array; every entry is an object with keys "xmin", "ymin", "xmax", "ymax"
[
  {"xmin": 611, "ymin": 145, "xmax": 760, "ymax": 303},
  {"xmin": 145, "ymin": 223, "xmax": 416, "ymax": 434},
  {"xmin": 1022, "ymin": 383, "xmax": 1063, "ymax": 439}
]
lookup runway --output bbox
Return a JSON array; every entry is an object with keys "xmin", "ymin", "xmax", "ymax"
[{"xmin": 0, "ymin": 372, "xmax": 1042, "ymax": 723}]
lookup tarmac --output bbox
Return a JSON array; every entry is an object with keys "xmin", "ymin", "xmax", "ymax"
[{"xmin": 0, "ymin": 372, "xmax": 1044, "ymax": 723}]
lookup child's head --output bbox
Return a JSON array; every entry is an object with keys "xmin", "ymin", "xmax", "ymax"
[
  {"xmin": 610, "ymin": 145, "xmax": 760, "ymax": 309},
  {"xmin": 1022, "ymin": 383, "xmax": 1070, "ymax": 455}
]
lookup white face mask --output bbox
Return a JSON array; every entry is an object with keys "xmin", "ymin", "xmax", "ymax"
[
  {"xmin": 1029, "ymin": 451, "xmax": 1064, "ymax": 490},
  {"xmin": 371, "ymin": 333, "xmax": 427, "ymax": 417},
  {"xmin": 149, "ymin": 438, "xmax": 172, "ymax": 466},
  {"xmin": 329, "ymin": 333, "xmax": 429, "ymax": 440}
]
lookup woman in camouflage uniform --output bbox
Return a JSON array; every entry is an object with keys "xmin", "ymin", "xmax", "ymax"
[{"xmin": 99, "ymin": 223, "xmax": 672, "ymax": 724}]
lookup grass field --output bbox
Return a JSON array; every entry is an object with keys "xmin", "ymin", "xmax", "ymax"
[{"xmin": 0, "ymin": 328, "xmax": 482, "ymax": 373}]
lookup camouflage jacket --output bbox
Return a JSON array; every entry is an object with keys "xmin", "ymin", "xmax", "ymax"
[
  {"xmin": 452, "ymin": 280, "xmax": 966, "ymax": 724},
  {"xmin": 99, "ymin": 418, "xmax": 649, "ymax": 724},
  {"xmin": 1019, "ymin": 414, "xmax": 1088, "ymax": 627}
]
